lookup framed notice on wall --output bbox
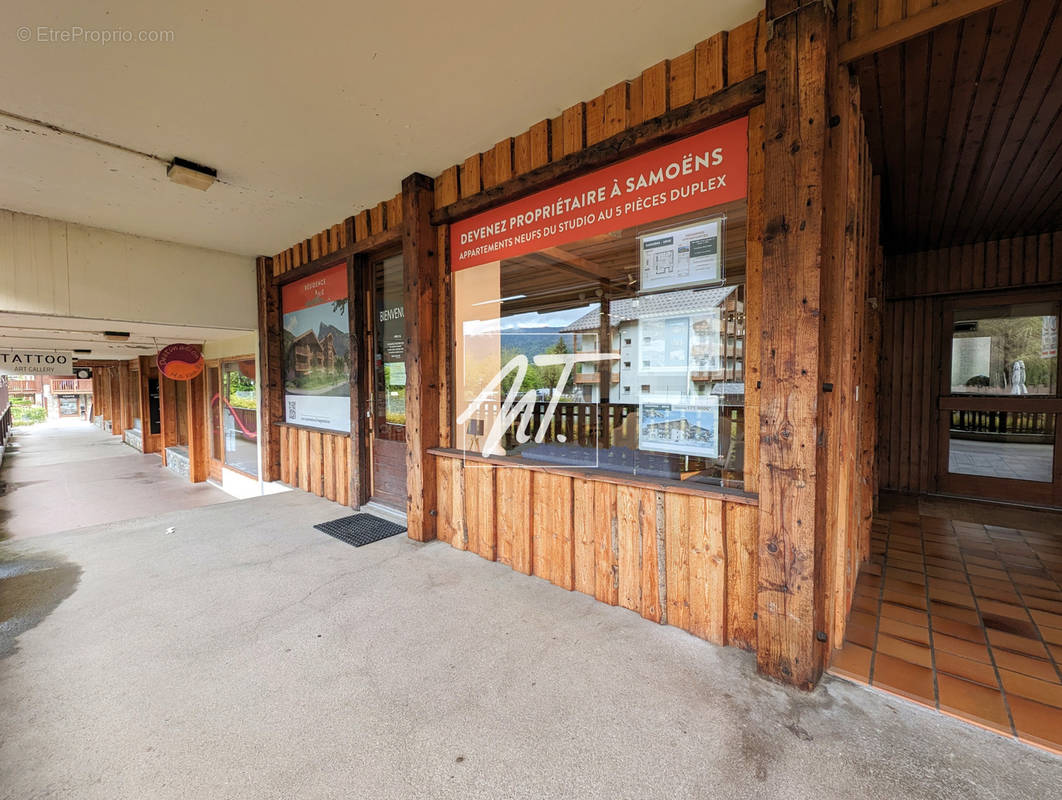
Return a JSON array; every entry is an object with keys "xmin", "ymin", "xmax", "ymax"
[
  {"xmin": 281, "ymin": 262, "xmax": 351, "ymax": 433},
  {"xmin": 639, "ymin": 217, "xmax": 723, "ymax": 293}
]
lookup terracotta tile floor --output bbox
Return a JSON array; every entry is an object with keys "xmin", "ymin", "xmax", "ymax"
[{"xmin": 828, "ymin": 501, "xmax": 1062, "ymax": 756}]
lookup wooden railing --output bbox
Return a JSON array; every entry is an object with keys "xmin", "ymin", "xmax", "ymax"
[
  {"xmin": 464, "ymin": 400, "xmax": 745, "ymax": 455},
  {"xmin": 950, "ymin": 409, "xmax": 1055, "ymax": 439},
  {"xmin": 464, "ymin": 401, "xmax": 638, "ymax": 451},
  {"xmin": 50, "ymin": 378, "xmax": 93, "ymax": 392}
]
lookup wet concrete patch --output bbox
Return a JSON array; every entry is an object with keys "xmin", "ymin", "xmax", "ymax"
[{"xmin": 0, "ymin": 547, "xmax": 81, "ymax": 658}]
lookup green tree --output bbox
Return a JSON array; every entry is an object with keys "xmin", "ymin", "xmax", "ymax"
[
  {"xmin": 499, "ymin": 347, "xmax": 544, "ymax": 394},
  {"xmin": 539, "ymin": 338, "xmax": 574, "ymax": 394}
]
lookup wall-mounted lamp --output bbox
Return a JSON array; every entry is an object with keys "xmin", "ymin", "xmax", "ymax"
[{"xmin": 167, "ymin": 157, "xmax": 217, "ymax": 191}]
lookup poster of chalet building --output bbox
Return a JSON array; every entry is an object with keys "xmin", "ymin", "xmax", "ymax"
[{"xmin": 281, "ymin": 262, "xmax": 351, "ymax": 433}]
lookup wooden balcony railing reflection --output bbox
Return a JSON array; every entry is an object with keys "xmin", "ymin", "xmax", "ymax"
[
  {"xmin": 950, "ymin": 409, "xmax": 1055, "ymax": 441},
  {"xmin": 50, "ymin": 379, "xmax": 93, "ymax": 392},
  {"xmin": 463, "ymin": 400, "xmax": 744, "ymax": 459}
]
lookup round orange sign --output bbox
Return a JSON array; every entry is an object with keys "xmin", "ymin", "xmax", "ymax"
[{"xmin": 157, "ymin": 343, "xmax": 204, "ymax": 381}]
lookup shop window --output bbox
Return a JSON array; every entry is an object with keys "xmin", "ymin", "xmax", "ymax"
[
  {"xmin": 453, "ymin": 200, "xmax": 748, "ymax": 490},
  {"xmin": 219, "ymin": 359, "xmax": 258, "ymax": 477},
  {"xmin": 946, "ymin": 301, "xmax": 1059, "ymax": 484},
  {"xmin": 127, "ymin": 370, "xmax": 141, "ymax": 428},
  {"xmin": 951, "ymin": 303, "xmax": 1058, "ymax": 395}
]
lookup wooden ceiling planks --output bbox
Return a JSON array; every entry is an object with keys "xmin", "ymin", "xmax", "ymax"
[{"xmin": 857, "ymin": 0, "xmax": 1062, "ymax": 254}]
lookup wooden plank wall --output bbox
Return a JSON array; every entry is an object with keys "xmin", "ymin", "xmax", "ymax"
[
  {"xmin": 430, "ymin": 13, "xmax": 767, "ymax": 209},
  {"xmin": 269, "ymin": 195, "xmax": 403, "ymax": 279},
  {"xmin": 277, "ymin": 426, "xmax": 351, "ymax": 506},
  {"xmin": 432, "ymin": 14, "xmax": 768, "ymax": 489},
  {"xmin": 435, "ymin": 456, "xmax": 759, "ymax": 650},
  {"xmin": 886, "ymin": 232, "xmax": 1062, "ymax": 298},
  {"xmin": 878, "ymin": 231, "xmax": 1062, "ymax": 494},
  {"xmin": 267, "ymin": 198, "xmax": 404, "ymax": 501},
  {"xmin": 261, "ymin": 12, "xmax": 769, "ymax": 506},
  {"xmin": 819, "ymin": 67, "xmax": 884, "ymax": 654},
  {"xmin": 835, "ymin": 0, "xmax": 1002, "ymax": 43}
]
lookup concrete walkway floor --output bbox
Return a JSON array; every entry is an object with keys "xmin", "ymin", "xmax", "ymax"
[
  {"xmin": 0, "ymin": 421, "xmax": 230, "ymax": 539},
  {"xmin": 2, "ymin": 489, "xmax": 1060, "ymax": 799}
]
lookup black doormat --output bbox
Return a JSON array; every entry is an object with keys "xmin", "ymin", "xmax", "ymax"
[{"xmin": 313, "ymin": 514, "xmax": 406, "ymax": 547}]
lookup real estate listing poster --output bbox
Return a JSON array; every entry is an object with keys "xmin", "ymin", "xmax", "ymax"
[
  {"xmin": 638, "ymin": 217, "xmax": 723, "ymax": 293},
  {"xmin": 281, "ymin": 262, "xmax": 351, "ymax": 433},
  {"xmin": 638, "ymin": 393, "xmax": 719, "ymax": 459}
]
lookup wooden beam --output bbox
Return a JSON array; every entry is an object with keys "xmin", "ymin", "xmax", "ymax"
[
  {"xmin": 432, "ymin": 73, "xmax": 765, "ymax": 225},
  {"xmin": 757, "ymin": 1, "xmax": 832, "ymax": 690},
  {"xmin": 838, "ymin": 0, "xmax": 1007, "ymax": 63},
  {"xmin": 536, "ymin": 246, "xmax": 615, "ymax": 281},
  {"xmin": 256, "ymin": 256, "xmax": 282, "ymax": 482},
  {"xmin": 402, "ymin": 173, "xmax": 439, "ymax": 541}
]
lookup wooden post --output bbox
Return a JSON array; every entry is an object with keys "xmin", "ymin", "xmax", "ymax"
[
  {"xmin": 108, "ymin": 365, "xmax": 122, "ymax": 436},
  {"xmin": 401, "ymin": 172, "xmax": 439, "ymax": 542},
  {"xmin": 756, "ymin": 0, "xmax": 835, "ymax": 689},
  {"xmin": 187, "ymin": 349, "xmax": 209, "ymax": 482},
  {"xmin": 349, "ymin": 254, "xmax": 370, "ymax": 508},
  {"xmin": 117, "ymin": 360, "xmax": 132, "ymax": 434},
  {"xmin": 256, "ymin": 256, "xmax": 282, "ymax": 482},
  {"xmin": 138, "ymin": 356, "xmax": 159, "ymax": 453},
  {"xmin": 90, "ymin": 372, "xmax": 99, "ymax": 421}
]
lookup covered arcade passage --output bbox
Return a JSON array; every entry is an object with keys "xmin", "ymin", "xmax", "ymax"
[
  {"xmin": 824, "ymin": 0, "xmax": 1062, "ymax": 754},
  {"xmin": 1, "ymin": 0, "xmax": 1061, "ymax": 794},
  {"xmin": 0, "ymin": 208, "xmax": 273, "ymax": 497}
]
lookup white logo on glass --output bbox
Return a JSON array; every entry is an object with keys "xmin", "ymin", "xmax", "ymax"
[{"xmin": 457, "ymin": 353, "xmax": 619, "ymax": 458}]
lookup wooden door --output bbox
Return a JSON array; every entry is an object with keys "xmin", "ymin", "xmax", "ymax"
[
  {"xmin": 368, "ymin": 253, "xmax": 408, "ymax": 510},
  {"xmin": 936, "ymin": 291, "xmax": 1061, "ymax": 506}
]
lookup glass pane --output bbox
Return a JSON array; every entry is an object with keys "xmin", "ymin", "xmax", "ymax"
[
  {"xmin": 220, "ymin": 359, "xmax": 258, "ymax": 476},
  {"xmin": 949, "ymin": 410, "xmax": 1055, "ymax": 483},
  {"xmin": 374, "ymin": 254, "xmax": 406, "ymax": 429},
  {"xmin": 208, "ymin": 367, "xmax": 222, "ymax": 460},
  {"xmin": 127, "ymin": 370, "xmax": 141, "ymax": 427},
  {"xmin": 950, "ymin": 303, "xmax": 1058, "ymax": 395},
  {"xmin": 175, "ymin": 380, "xmax": 188, "ymax": 446},
  {"xmin": 453, "ymin": 201, "xmax": 746, "ymax": 490}
]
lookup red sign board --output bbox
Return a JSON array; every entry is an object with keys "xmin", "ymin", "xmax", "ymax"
[
  {"xmin": 281, "ymin": 261, "xmax": 348, "ymax": 312},
  {"xmin": 157, "ymin": 343, "xmax": 204, "ymax": 381},
  {"xmin": 451, "ymin": 116, "xmax": 748, "ymax": 271}
]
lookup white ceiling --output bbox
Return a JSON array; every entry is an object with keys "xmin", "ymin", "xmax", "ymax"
[
  {"xmin": 0, "ymin": 0, "xmax": 761, "ymax": 257},
  {"xmin": 0, "ymin": 312, "xmax": 251, "ymax": 359}
]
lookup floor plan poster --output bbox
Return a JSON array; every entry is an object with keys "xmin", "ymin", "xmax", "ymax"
[
  {"xmin": 639, "ymin": 218, "xmax": 723, "ymax": 293},
  {"xmin": 638, "ymin": 394, "xmax": 719, "ymax": 459}
]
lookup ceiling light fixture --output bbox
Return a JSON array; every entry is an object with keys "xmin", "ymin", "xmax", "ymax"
[
  {"xmin": 102, "ymin": 331, "xmax": 131, "ymax": 340},
  {"xmin": 167, "ymin": 157, "xmax": 217, "ymax": 191}
]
